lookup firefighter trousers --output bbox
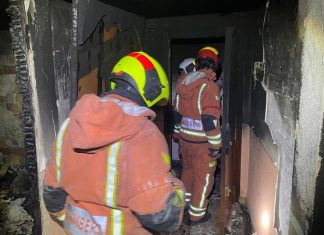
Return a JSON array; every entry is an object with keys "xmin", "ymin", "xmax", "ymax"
[{"xmin": 179, "ymin": 139, "xmax": 217, "ymax": 221}]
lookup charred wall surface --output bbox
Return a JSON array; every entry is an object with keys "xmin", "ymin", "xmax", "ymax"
[
  {"xmin": 76, "ymin": 0, "xmax": 144, "ymax": 98},
  {"xmin": 1, "ymin": 1, "xmax": 42, "ymax": 234},
  {"xmin": 21, "ymin": 0, "xmax": 74, "ymax": 232},
  {"xmin": 258, "ymin": 0, "xmax": 324, "ymax": 234},
  {"xmin": 27, "ymin": 0, "xmax": 59, "ymax": 163},
  {"xmin": 257, "ymin": 0, "xmax": 303, "ymax": 234},
  {"xmin": 3, "ymin": 0, "xmax": 74, "ymax": 233},
  {"xmin": 312, "ymin": 117, "xmax": 324, "ymax": 234},
  {"xmin": 51, "ymin": 0, "xmax": 73, "ymax": 126},
  {"xmin": 0, "ymin": 28, "xmax": 35, "ymax": 234},
  {"xmin": 144, "ymin": 12, "xmax": 261, "ymax": 75}
]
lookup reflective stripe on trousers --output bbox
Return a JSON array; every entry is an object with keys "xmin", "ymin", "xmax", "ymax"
[
  {"xmin": 180, "ymin": 140, "xmax": 216, "ymax": 220},
  {"xmin": 188, "ymin": 173, "xmax": 210, "ymax": 218},
  {"xmin": 189, "ymin": 203, "xmax": 207, "ymax": 217},
  {"xmin": 185, "ymin": 192, "xmax": 191, "ymax": 202}
]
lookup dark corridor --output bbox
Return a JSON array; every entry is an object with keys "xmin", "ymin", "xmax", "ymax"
[{"xmin": 1, "ymin": 0, "xmax": 324, "ymax": 235}]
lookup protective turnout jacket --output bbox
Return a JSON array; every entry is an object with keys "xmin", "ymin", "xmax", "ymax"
[
  {"xmin": 173, "ymin": 69, "xmax": 222, "ymax": 150},
  {"xmin": 172, "ymin": 69, "xmax": 221, "ymax": 221},
  {"xmin": 175, "ymin": 73, "xmax": 186, "ymax": 90},
  {"xmin": 43, "ymin": 94, "xmax": 184, "ymax": 235}
]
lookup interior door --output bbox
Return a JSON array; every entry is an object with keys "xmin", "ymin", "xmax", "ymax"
[{"xmin": 219, "ymin": 27, "xmax": 239, "ymax": 232}]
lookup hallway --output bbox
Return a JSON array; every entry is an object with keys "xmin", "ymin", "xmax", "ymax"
[{"xmin": 0, "ymin": 0, "xmax": 324, "ymax": 234}]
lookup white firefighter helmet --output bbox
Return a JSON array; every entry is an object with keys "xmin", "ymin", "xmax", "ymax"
[{"xmin": 178, "ymin": 58, "xmax": 196, "ymax": 74}]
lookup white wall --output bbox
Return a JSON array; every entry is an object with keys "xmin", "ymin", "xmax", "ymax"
[{"xmin": 295, "ymin": 0, "xmax": 324, "ymax": 231}]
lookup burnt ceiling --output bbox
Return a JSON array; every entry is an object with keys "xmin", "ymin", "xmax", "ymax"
[
  {"xmin": 98, "ymin": 0, "xmax": 267, "ymax": 18},
  {"xmin": 0, "ymin": 0, "xmax": 267, "ymax": 30}
]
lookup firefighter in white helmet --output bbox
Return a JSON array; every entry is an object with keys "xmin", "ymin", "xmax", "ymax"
[{"xmin": 173, "ymin": 58, "xmax": 196, "ymax": 142}]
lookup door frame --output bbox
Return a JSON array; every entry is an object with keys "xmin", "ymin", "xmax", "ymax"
[{"xmin": 220, "ymin": 27, "xmax": 242, "ymax": 231}]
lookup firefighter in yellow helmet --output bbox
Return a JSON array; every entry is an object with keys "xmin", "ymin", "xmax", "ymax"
[
  {"xmin": 43, "ymin": 51, "xmax": 185, "ymax": 234},
  {"xmin": 174, "ymin": 46, "xmax": 222, "ymax": 225}
]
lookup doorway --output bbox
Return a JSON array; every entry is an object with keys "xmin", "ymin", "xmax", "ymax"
[
  {"xmin": 169, "ymin": 37, "xmax": 225, "ymax": 161},
  {"xmin": 168, "ymin": 38, "xmax": 227, "ymax": 232}
]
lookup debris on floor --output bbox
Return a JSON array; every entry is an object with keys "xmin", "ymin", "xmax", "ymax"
[
  {"xmin": 0, "ymin": 153, "xmax": 34, "ymax": 235},
  {"xmin": 0, "ymin": 198, "xmax": 33, "ymax": 235},
  {"xmin": 225, "ymin": 202, "xmax": 253, "ymax": 235},
  {"xmin": 161, "ymin": 161, "xmax": 223, "ymax": 234},
  {"xmin": 158, "ymin": 196, "xmax": 221, "ymax": 235}
]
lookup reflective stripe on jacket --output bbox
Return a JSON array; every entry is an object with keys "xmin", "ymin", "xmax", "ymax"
[
  {"xmin": 44, "ymin": 94, "xmax": 184, "ymax": 234},
  {"xmin": 175, "ymin": 70, "xmax": 222, "ymax": 149}
]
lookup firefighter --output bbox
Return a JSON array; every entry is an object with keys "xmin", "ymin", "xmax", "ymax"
[
  {"xmin": 174, "ymin": 47, "xmax": 222, "ymax": 225},
  {"xmin": 176, "ymin": 58, "xmax": 196, "ymax": 88},
  {"xmin": 173, "ymin": 58, "xmax": 196, "ymax": 155},
  {"xmin": 43, "ymin": 51, "xmax": 185, "ymax": 235}
]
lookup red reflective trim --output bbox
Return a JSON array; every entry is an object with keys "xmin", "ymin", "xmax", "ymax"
[
  {"xmin": 128, "ymin": 52, "xmax": 139, "ymax": 57},
  {"xmin": 128, "ymin": 52, "xmax": 154, "ymax": 70}
]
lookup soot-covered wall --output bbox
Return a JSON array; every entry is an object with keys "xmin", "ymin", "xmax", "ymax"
[
  {"xmin": 76, "ymin": 0, "xmax": 144, "ymax": 99},
  {"xmin": 144, "ymin": 11, "xmax": 262, "ymax": 77},
  {"xmin": 0, "ymin": 28, "xmax": 35, "ymax": 234},
  {"xmin": 250, "ymin": 0, "xmax": 308, "ymax": 234},
  {"xmin": 257, "ymin": 0, "xmax": 302, "ymax": 234},
  {"xmin": 258, "ymin": 0, "xmax": 324, "ymax": 234},
  {"xmin": 7, "ymin": 0, "xmax": 73, "ymax": 233}
]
